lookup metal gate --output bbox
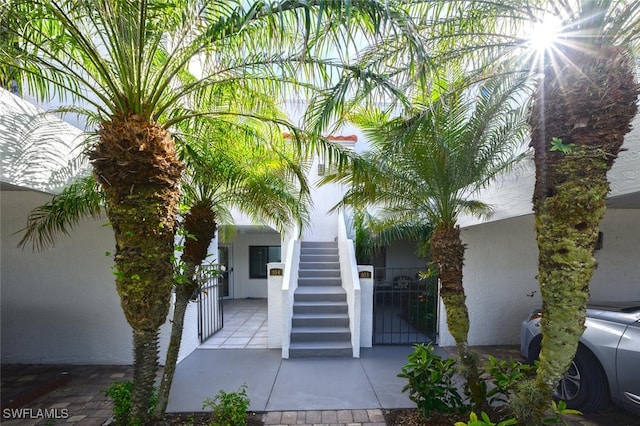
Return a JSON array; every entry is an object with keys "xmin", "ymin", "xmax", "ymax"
[
  {"xmin": 373, "ymin": 267, "xmax": 438, "ymax": 345},
  {"xmin": 197, "ymin": 264, "xmax": 224, "ymax": 343}
]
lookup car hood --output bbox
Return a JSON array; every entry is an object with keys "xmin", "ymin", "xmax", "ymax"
[{"xmin": 587, "ymin": 301, "xmax": 640, "ymax": 325}]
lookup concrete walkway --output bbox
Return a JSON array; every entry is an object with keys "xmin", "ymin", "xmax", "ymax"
[
  {"xmin": 166, "ymin": 346, "xmax": 417, "ymax": 413},
  {"xmin": 2, "ymin": 347, "xmax": 639, "ymax": 425}
]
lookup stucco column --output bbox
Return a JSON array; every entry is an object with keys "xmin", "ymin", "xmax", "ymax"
[
  {"xmin": 267, "ymin": 262, "xmax": 284, "ymax": 349},
  {"xmin": 358, "ymin": 265, "xmax": 374, "ymax": 348}
]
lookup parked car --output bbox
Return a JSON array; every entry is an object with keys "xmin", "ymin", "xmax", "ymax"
[{"xmin": 521, "ymin": 301, "xmax": 640, "ymax": 415}]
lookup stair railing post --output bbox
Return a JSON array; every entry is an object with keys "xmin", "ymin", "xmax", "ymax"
[{"xmin": 338, "ymin": 214, "xmax": 361, "ymax": 357}]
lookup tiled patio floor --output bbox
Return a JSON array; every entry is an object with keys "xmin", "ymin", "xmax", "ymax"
[{"xmin": 199, "ymin": 298, "xmax": 268, "ymax": 349}]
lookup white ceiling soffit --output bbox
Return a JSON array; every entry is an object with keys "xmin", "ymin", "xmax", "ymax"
[{"xmin": 0, "ymin": 88, "xmax": 87, "ymax": 194}]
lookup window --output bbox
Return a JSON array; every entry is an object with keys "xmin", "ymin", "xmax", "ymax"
[{"xmin": 249, "ymin": 246, "xmax": 281, "ymax": 279}]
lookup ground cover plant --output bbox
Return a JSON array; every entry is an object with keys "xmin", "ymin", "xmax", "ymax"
[{"xmin": 395, "ymin": 344, "xmax": 588, "ymax": 425}]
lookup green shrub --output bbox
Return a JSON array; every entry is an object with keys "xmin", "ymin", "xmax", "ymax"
[
  {"xmin": 484, "ymin": 356, "xmax": 536, "ymax": 406},
  {"xmin": 398, "ymin": 343, "xmax": 467, "ymax": 419},
  {"xmin": 202, "ymin": 384, "xmax": 250, "ymax": 426},
  {"xmin": 103, "ymin": 380, "xmax": 157, "ymax": 426}
]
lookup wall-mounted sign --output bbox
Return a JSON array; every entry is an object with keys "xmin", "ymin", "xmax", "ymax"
[
  {"xmin": 358, "ymin": 270, "xmax": 372, "ymax": 279},
  {"xmin": 269, "ymin": 268, "xmax": 283, "ymax": 276}
]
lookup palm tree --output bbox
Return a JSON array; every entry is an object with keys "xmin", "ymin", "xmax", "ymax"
[
  {"xmin": 324, "ymin": 72, "xmax": 533, "ymax": 411},
  {"xmin": 154, "ymin": 122, "xmax": 311, "ymax": 417},
  {"xmin": 510, "ymin": 2, "xmax": 639, "ymax": 423},
  {"xmin": 1, "ymin": 1, "xmax": 416, "ymax": 421},
  {"xmin": 378, "ymin": 2, "xmax": 638, "ymax": 421}
]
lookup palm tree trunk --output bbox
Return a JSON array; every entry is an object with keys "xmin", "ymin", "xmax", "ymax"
[
  {"xmin": 512, "ymin": 45, "xmax": 638, "ymax": 425},
  {"xmin": 154, "ymin": 265, "xmax": 198, "ymax": 418},
  {"xmin": 430, "ymin": 224, "xmax": 485, "ymax": 411},
  {"xmin": 90, "ymin": 114, "xmax": 183, "ymax": 424},
  {"xmin": 131, "ymin": 329, "xmax": 160, "ymax": 422},
  {"xmin": 154, "ymin": 202, "xmax": 217, "ymax": 419}
]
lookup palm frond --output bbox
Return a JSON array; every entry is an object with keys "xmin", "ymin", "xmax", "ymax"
[{"xmin": 18, "ymin": 175, "xmax": 104, "ymax": 251}]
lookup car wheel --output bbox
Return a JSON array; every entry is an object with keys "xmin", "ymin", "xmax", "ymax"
[
  {"xmin": 556, "ymin": 345, "xmax": 609, "ymax": 412},
  {"xmin": 528, "ymin": 340, "xmax": 610, "ymax": 412}
]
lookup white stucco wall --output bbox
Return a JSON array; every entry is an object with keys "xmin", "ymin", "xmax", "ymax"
[
  {"xmin": 230, "ymin": 232, "xmax": 282, "ymax": 299},
  {"xmin": 0, "ymin": 189, "xmax": 203, "ymax": 364},
  {"xmin": 437, "ymin": 208, "xmax": 640, "ymax": 347},
  {"xmin": 302, "ymin": 154, "xmax": 345, "ymax": 241}
]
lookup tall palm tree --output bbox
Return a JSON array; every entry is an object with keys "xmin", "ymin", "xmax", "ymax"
[
  {"xmin": 376, "ymin": 2, "xmax": 638, "ymax": 421},
  {"xmin": 1, "ymin": 1, "xmax": 415, "ymax": 421},
  {"xmin": 324, "ymin": 72, "xmax": 533, "ymax": 411},
  {"xmin": 509, "ymin": 2, "xmax": 639, "ymax": 423}
]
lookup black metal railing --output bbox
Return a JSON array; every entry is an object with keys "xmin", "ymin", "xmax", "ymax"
[
  {"xmin": 197, "ymin": 264, "xmax": 224, "ymax": 343},
  {"xmin": 372, "ymin": 267, "xmax": 438, "ymax": 345}
]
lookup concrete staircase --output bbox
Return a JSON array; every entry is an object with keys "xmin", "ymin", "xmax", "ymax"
[{"xmin": 289, "ymin": 241, "xmax": 352, "ymax": 357}]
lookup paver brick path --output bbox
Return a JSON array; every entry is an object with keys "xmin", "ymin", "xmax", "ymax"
[
  {"xmin": 2, "ymin": 350, "xmax": 638, "ymax": 425},
  {"xmin": 1, "ymin": 364, "xmax": 133, "ymax": 425}
]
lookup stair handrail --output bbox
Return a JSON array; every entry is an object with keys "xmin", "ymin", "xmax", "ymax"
[
  {"xmin": 281, "ymin": 238, "xmax": 300, "ymax": 358},
  {"xmin": 338, "ymin": 212, "xmax": 361, "ymax": 357}
]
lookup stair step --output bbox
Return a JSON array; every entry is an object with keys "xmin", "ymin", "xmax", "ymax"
[
  {"xmin": 292, "ymin": 313, "xmax": 349, "ymax": 327},
  {"xmin": 293, "ymin": 301, "xmax": 348, "ymax": 314},
  {"xmin": 301, "ymin": 248, "xmax": 338, "ymax": 256},
  {"xmin": 300, "ymin": 254, "xmax": 339, "ymax": 263},
  {"xmin": 289, "ymin": 342, "xmax": 353, "ymax": 358},
  {"xmin": 294, "ymin": 287, "xmax": 346, "ymax": 302},
  {"xmin": 301, "ymin": 241, "xmax": 338, "ymax": 248},
  {"xmin": 297, "ymin": 277, "xmax": 342, "ymax": 287},
  {"xmin": 299, "ymin": 262, "xmax": 339, "ymax": 270},
  {"xmin": 298, "ymin": 269, "xmax": 340, "ymax": 278},
  {"xmin": 290, "ymin": 326, "xmax": 351, "ymax": 342}
]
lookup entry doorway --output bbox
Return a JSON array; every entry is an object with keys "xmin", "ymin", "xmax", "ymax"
[{"xmin": 218, "ymin": 245, "xmax": 233, "ymax": 298}]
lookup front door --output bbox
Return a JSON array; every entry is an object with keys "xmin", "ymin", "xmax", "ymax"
[{"xmin": 218, "ymin": 245, "xmax": 233, "ymax": 298}]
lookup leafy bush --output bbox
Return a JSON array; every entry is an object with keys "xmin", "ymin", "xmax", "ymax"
[
  {"xmin": 103, "ymin": 380, "xmax": 157, "ymax": 426},
  {"xmin": 399, "ymin": 345, "xmax": 578, "ymax": 424},
  {"xmin": 484, "ymin": 356, "xmax": 536, "ymax": 405},
  {"xmin": 202, "ymin": 384, "xmax": 250, "ymax": 426},
  {"xmin": 398, "ymin": 343, "xmax": 467, "ymax": 419}
]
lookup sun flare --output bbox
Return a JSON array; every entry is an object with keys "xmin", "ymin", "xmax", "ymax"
[{"xmin": 529, "ymin": 15, "xmax": 562, "ymax": 52}]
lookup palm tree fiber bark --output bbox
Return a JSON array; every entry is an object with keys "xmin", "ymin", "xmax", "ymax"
[
  {"xmin": 90, "ymin": 114, "xmax": 183, "ymax": 423},
  {"xmin": 131, "ymin": 329, "xmax": 160, "ymax": 424},
  {"xmin": 430, "ymin": 224, "xmax": 485, "ymax": 411},
  {"xmin": 514, "ymin": 45, "xmax": 638, "ymax": 425}
]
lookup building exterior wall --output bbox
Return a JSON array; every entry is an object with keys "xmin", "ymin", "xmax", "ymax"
[
  {"xmin": 437, "ymin": 208, "xmax": 640, "ymax": 347},
  {"xmin": 229, "ymin": 231, "xmax": 282, "ymax": 299},
  {"xmin": 1, "ymin": 189, "xmax": 200, "ymax": 364}
]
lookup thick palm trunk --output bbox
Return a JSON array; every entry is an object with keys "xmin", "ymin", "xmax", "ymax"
[
  {"xmin": 154, "ymin": 202, "xmax": 217, "ymax": 418},
  {"xmin": 90, "ymin": 114, "xmax": 183, "ymax": 424},
  {"xmin": 430, "ymin": 224, "xmax": 485, "ymax": 411},
  {"xmin": 512, "ymin": 45, "xmax": 637, "ymax": 425}
]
